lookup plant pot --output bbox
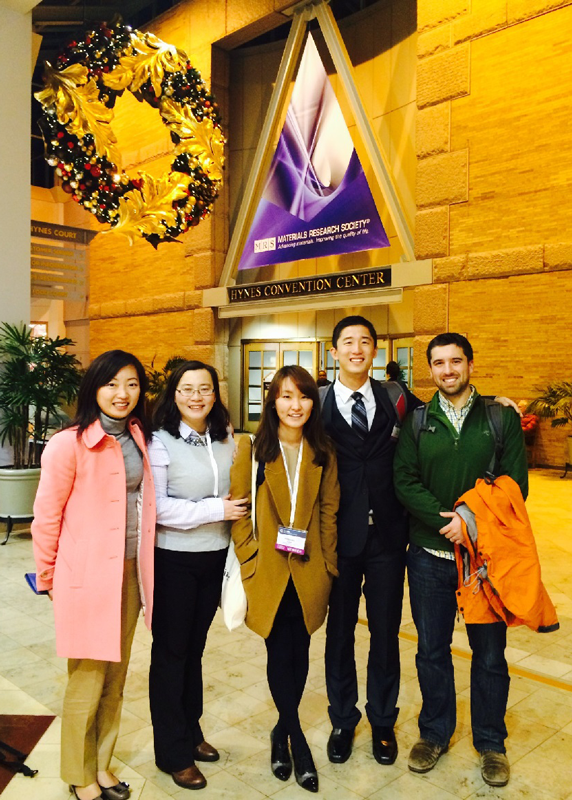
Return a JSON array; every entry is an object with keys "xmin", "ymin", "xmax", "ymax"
[{"xmin": 0, "ymin": 467, "xmax": 41, "ymax": 519}]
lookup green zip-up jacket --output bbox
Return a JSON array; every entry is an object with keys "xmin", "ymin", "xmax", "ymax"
[{"xmin": 393, "ymin": 391, "xmax": 528, "ymax": 552}]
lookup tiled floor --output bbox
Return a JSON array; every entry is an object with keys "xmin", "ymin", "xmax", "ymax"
[{"xmin": 0, "ymin": 469, "xmax": 571, "ymax": 799}]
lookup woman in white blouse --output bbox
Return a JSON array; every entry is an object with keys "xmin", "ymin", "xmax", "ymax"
[{"xmin": 148, "ymin": 361, "xmax": 247, "ymax": 791}]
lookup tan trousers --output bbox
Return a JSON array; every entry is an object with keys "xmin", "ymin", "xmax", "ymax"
[{"xmin": 61, "ymin": 558, "xmax": 141, "ymax": 785}]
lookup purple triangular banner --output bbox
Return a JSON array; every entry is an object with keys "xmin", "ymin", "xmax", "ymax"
[{"xmin": 238, "ymin": 34, "xmax": 389, "ymax": 271}]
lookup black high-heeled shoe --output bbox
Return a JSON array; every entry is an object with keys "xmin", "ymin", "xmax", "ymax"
[
  {"xmin": 270, "ymin": 726, "xmax": 292, "ymax": 781},
  {"xmin": 292, "ymin": 749, "xmax": 318, "ymax": 793}
]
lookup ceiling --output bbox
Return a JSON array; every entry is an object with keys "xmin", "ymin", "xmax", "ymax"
[
  {"xmin": 32, "ymin": 0, "xmax": 381, "ymax": 69},
  {"xmin": 32, "ymin": 0, "xmax": 178, "ymax": 68},
  {"xmin": 30, "ymin": 0, "xmax": 386, "ymax": 186}
]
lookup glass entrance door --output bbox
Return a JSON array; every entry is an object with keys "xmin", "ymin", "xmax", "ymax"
[
  {"xmin": 244, "ymin": 344, "xmax": 278, "ymax": 430},
  {"xmin": 392, "ymin": 337, "xmax": 414, "ymax": 388},
  {"xmin": 242, "ymin": 342, "xmax": 316, "ymax": 432}
]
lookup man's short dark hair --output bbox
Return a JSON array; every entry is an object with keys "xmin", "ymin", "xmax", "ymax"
[
  {"xmin": 332, "ymin": 316, "xmax": 377, "ymax": 348},
  {"xmin": 426, "ymin": 333, "xmax": 474, "ymax": 364}
]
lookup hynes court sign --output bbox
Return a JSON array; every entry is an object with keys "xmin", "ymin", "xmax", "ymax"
[
  {"xmin": 228, "ymin": 267, "xmax": 391, "ymax": 304},
  {"xmin": 31, "ymin": 221, "xmax": 98, "ymax": 245},
  {"xmin": 30, "ymin": 220, "xmax": 95, "ymax": 301}
]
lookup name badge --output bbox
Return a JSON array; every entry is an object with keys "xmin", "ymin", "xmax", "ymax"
[{"xmin": 276, "ymin": 526, "xmax": 308, "ymax": 555}]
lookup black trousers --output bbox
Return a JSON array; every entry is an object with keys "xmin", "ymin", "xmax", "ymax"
[
  {"xmin": 265, "ymin": 580, "xmax": 311, "ymax": 752},
  {"xmin": 325, "ymin": 527, "xmax": 406, "ymax": 730},
  {"xmin": 149, "ymin": 546, "xmax": 227, "ymax": 772}
]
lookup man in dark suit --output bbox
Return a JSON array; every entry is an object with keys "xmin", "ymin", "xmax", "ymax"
[{"xmin": 320, "ymin": 315, "xmax": 420, "ymax": 767}]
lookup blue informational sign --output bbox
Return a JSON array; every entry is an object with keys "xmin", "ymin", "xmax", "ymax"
[{"xmin": 238, "ymin": 35, "xmax": 389, "ymax": 271}]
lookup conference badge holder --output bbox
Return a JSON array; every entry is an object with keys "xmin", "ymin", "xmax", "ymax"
[
  {"xmin": 275, "ymin": 439, "xmax": 308, "ymax": 556},
  {"xmin": 276, "ymin": 525, "xmax": 308, "ymax": 555}
]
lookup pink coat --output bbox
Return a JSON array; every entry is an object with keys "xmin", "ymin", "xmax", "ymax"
[{"xmin": 32, "ymin": 419, "xmax": 155, "ymax": 662}]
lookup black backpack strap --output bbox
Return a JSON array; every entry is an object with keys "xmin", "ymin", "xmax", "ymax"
[
  {"xmin": 412, "ymin": 403, "xmax": 429, "ymax": 446},
  {"xmin": 483, "ymin": 398, "xmax": 504, "ymax": 483},
  {"xmin": 250, "ymin": 434, "xmax": 266, "ymax": 487},
  {"xmin": 380, "ymin": 379, "xmax": 407, "ymax": 423}
]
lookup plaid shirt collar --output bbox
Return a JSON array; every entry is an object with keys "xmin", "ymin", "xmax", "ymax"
[
  {"xmin": 180, "ymin": 421, "xmax": 208, "ymax": 445},
  {"xmin": 438, "ymin": 385, "xmax": 476, "ymax": 434}
]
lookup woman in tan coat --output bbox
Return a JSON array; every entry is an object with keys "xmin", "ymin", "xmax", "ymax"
[{"xmin": 230, "ymin": 365, "xmax": 339, "ymax": 793}]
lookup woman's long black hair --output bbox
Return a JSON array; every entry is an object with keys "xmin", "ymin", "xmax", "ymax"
[
  {"xmin": 152, "ymin": 360, "xmax": 230, "ymax": 441},
  {"xmin": 254, "ymin": 365, "xmax": 333, "ymax": 467},
  {"xmin": 72, "ymin": 349, "xmax": 151, "ymax": 440}
]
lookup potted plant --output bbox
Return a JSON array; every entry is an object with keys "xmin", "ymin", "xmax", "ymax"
[
  {"xmin": 0, "ymin": 322, "xmax": 83, "ymax": 528},
  {"xmin": 145, "ymin": 355, "xmax": 186, "ymax": 411},
  {"xmin": 527, "ymin": 381, "xmax": 572, "ymax": 465}
]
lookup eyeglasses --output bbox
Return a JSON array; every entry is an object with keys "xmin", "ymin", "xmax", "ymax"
[{"xmin": 176, "ymin": 387, "xmax": 214, "ymax": 398}]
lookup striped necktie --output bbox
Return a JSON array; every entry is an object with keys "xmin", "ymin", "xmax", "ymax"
[{"xmin": 351, "ymin": 391, "xmax": 368, "ymax": 439}]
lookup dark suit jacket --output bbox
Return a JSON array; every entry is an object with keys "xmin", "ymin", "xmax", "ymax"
[{"xmin": 320, "ymin": 379, "xmax": 421, "ymax": 558}]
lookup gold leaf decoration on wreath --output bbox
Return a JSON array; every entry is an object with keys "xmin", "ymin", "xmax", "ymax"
[
  {"xmin": 161, "ymin": 98, "xmax": 225, "ymax": 181},
  {"xmin": 106, "ymin": 171, "xmax": 194, "ymax": 245},
  {"xmin": 35, "ymin": 62, "xmax": 89, "ymax": 109},
  {"xmin": 35, "ymin": 20, "xmax": 224, "ymax": 246},
  {"xmin": 103, "ymin": 32, "xmax": 187, "ymax": 97},
  {"xmin": 35, "ymin": 62, "xmax": 120, "ymax": 166}
]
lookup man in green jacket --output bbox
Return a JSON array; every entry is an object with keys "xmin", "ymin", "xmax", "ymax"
[{"xmin": 394, "ymin": 332, "xmax": 527, "ymax": 788}]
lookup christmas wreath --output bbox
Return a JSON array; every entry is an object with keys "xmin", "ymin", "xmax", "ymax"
[{"xmin": 35, "ymin": 19, "xmax": 225, "ymax": 247}]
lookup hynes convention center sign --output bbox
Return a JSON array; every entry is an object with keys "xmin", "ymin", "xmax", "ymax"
[{"xmin": 228, "ymin": 266, "xmax": 391, "ymax": 303}]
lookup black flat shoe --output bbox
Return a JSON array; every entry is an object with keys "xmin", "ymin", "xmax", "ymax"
[
  {"xmin": 293, "ymin": 750, "xmax": 318, "ymax": 793},
  {"xmin": 270, "ymin": 727, "xmax": 292, "ymax": 781},
  {"xmin": 372, "ymin": 726, "xmax": 398, "ymax": 766},
  {"xmin": 100, "ymin": 782, "xmax": 130, "ymax": 800}
]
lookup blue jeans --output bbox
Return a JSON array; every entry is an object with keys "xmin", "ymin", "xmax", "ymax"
[{"xmin": 407, "ymin": 544, "xmax": 509, "ymax": 753}]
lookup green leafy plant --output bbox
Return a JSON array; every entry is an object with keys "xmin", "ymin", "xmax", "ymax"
[
  {"xmin": 527, "ymin": 382, "xmax": 572, "ymax": 428},
  {"xmin": 145, "ymin": 355, "xmax": 186, "ymax": 407},
  {"xmin": 0, "ymin": 322, "xmax": 83, "ymax": 469},
  {"xmin": 395, "ymin": 360, "xmax": 407, "ymax": 384}
]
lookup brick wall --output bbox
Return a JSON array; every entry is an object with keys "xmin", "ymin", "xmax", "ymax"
[
  {"xmin": 87, "ymin": 0, "xmax": 416, "ymax": 376},
  {"xmin": 87, "ymin": 0, "xmax": 238, "ymax": 370},
  {"xmin": 415, "ymin": 0, "xmax": 572, "ymax": 467}
]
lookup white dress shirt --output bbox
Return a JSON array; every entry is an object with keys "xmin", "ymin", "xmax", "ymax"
[
  {"xmin": 148, "ymin": 421, "xmax": 226, "ymax": 529},
  {"xmin": 333, "ymin": 376, "xmax": 376, "ymax": 430}
]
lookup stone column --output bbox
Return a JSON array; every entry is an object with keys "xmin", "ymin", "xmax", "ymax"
[
  {"xmin": 0, "ymin": 0, "xmax": 40, "ymax": 325},
  {"xmin": 0, "ymin": 1, "xmax": 40, "ymax": 465}
]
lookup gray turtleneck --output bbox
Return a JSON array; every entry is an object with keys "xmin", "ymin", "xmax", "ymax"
[{"xmin": 99, "ymin": 413, "xmax": 144, "ymax": 559}]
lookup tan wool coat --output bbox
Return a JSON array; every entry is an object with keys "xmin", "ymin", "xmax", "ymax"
[{"xmin": 230, "ymin": 435, "xmax": 339, "ymax": 638}]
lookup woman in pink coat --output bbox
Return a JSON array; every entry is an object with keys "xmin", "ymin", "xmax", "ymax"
[{"xmin": 32, "ymin": 350, "xmax": 156, "ymax": 800}]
